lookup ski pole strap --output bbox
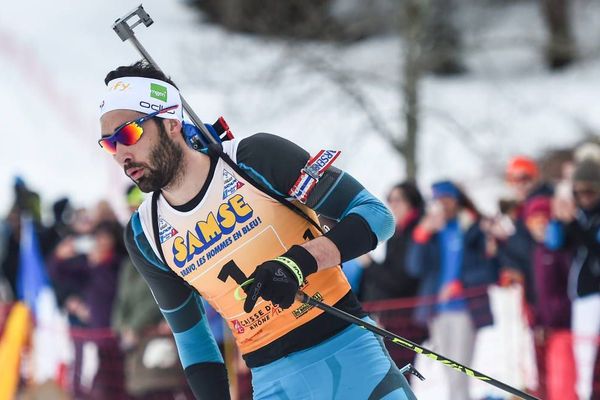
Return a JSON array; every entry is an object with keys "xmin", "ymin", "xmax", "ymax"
[
  {"xmin": 234, "ymin": 278, "xmax": 254, "ymax": 301},
  {"xmin": 274, "ymin": 256, "xmax": 304, "ymax": 286},
  {"xmin": 289, "ymin": 150, "xmax": 341, "ymax": 204}
]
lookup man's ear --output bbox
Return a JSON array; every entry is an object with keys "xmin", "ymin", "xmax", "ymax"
[{"xmin": 167, "ymin": 119, "xmax": 182, "ymax": 137}]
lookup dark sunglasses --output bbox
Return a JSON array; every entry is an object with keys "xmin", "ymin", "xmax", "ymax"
[{"xmin": 98, "ymin": 105, "xmax": 179, "ymax": 155}]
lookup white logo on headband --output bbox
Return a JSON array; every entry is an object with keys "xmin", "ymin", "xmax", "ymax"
[{"xmin": 100, "ymin": 76, "xmax": 183, "ymax": 121}]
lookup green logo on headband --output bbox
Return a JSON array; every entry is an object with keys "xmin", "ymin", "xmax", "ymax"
[{"xmin": 150, "ymin": 83, "xmax": 167, "ymax": 102}]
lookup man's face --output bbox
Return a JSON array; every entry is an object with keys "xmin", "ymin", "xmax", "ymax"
[
  {"xmin": 525, "ymin": 213, "xmax": 549, "ymax": 243},
  {"xmin": 573, "ymin": 182, "xmax": 600, "ymax": 211},
  {"xmin": 100, "ymin": 110, "xmax": 183, "ymax": 193},
  {"xmin": 387, "ymin": 188, "xmax": 411, "ymax": 222},
  {"xmin": 438, "ymin": 196, "xmax": 459, "ymax": 220},
  {"xmin": 507, "ymin": 174, "xmax": 536, "ymax": 202}
]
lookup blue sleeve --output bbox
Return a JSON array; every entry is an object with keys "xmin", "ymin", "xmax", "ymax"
[
  {"xmin": 337, "ymin": 188, "xmax": 395, "ymax": 243},
  {"xmin": 317, "ymin": 174, "xmax": 394, "ymax": 261},
  {"xmin": 545, "ymin": 220, "xmax": 565, "ymax": 250},
  {"xmin": 314, "ymin": 172, "xmax": 395, "ymax": 243},
  {"xmin": 161, "ymin": 293, "xmax": 223, "ymax": 367}
]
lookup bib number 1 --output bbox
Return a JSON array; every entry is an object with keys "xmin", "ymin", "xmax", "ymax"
[{"xmin": 217, "ymin": 259, "xmax": 249, "ymax": 285}]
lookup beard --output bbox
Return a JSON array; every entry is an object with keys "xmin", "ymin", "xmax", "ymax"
[{"xmin": 125, "ymin": 121, "xmax": 184, "ymax": 193}]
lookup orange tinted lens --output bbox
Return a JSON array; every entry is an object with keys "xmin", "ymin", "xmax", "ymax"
[
  {"xmin": 98, "ymin": 121, "xmax": 144, "ymax": 155},
  {"xmin": 118, "ymin": 122, "xmax": 144, "ymax": 145}
]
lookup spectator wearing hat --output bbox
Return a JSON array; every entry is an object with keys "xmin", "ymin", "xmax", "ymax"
[
  {"xmin": 360, "ymin": 181, "xmax": 424, "ymax": 301},
  {"xmin": 548, "ymin": 159, "xmax": 600, "ymax": 400},
  {"xmin": 525, "ymin": 197, "xmax": 572, "ymax": 328},
  {"xmin": 523, "ymin": 196, "xmax": 575, "ymax": 400},
  {"xmin": 499, "ymin": 156, "xmax": 554, "ymax": 307},
  {"xmin": 505, "ymin": 156, "xmax": 553, "ymax": 205},
  {"xmin": 406, "ymin": 180, "xmax": 497, "ymax": 400}
]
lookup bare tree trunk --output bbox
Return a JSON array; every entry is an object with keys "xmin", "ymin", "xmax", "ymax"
[
  {"xmin": 400, "ymin": 0, "xmax": 427, "ymax": 180},
  {"xmin": 424, "ymin": 0, "xmax": 465, "ymax": 75},
  {"xmin": 540, "ymin": 0, "xmax": 577, "ymax": 69},
  {"xmin": 221, "ymin": 0, "xmax": 244, "ymax": 31}
]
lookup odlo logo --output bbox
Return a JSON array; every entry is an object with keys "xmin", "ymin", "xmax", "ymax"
[{"xmin": 150, "ymin": 83, "xmax": 167, "ymax": 102}]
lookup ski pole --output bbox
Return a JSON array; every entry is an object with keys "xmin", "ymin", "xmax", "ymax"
[
  {"xmin": 112, "ymin": 4, "xmax": 218, "ymax": 145},
  {"xmin": 295, "ymin": 291, "xmax": 539, "ymax": 400}
]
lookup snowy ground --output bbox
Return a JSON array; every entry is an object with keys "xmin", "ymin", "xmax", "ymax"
[{"xmin": 1, "ymin": 0, "xmax": 599, "ymax": 219}]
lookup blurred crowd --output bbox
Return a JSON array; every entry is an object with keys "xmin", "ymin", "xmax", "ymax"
[
  {"xmin": 347, "ymin": 141, "xmax": 600, "ymax": 400},
  {"xmin": 0, "ymin": 140, "xmax": 599, "ymax": 400},
  {"xmin": 0, "ymin": 182, "xmax": 195, "ymax": 399}
]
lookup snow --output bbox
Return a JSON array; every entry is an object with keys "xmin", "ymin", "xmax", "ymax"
[{"xmin": 2, "ymin": 0, "xmax": 599, "ymax": 218}]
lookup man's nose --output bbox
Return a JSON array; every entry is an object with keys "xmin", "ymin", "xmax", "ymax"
[{"xmin": 115, "ymin": 143, "xmax": 132, "ymax": 165}]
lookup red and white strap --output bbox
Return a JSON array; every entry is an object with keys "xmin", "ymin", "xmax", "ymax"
[{"xmin": 289, "ymin": 150, "xmax": 341, "ymax": 204}]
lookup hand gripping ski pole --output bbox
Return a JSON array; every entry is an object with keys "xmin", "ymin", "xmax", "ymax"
[
  {"xmin": 295, "ymin": 291, "xmax": 539, "ymax": 400},
  {"xmin": 112, "ymin": 4, "xmax": 218, "ymax": 145}
]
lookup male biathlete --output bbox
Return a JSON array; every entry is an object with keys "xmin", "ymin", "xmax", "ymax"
[{"xmin": 98, "ymin": 61, "xmax": 417, "ymax": 400}]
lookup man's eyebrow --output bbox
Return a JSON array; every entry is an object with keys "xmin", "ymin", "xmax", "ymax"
[{"xmin": 101, "ymin": 120, "xmax": 127, "ymax": 138}]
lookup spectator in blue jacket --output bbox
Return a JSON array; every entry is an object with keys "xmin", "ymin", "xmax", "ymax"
[{"xmin": 407, "ymin": 180, "xmax": 497, "ymax": 400}]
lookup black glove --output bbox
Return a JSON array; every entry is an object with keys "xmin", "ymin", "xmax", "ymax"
[{"xmin": 243, "ymin": 245, "xmax": 317, "ymax": 313}]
